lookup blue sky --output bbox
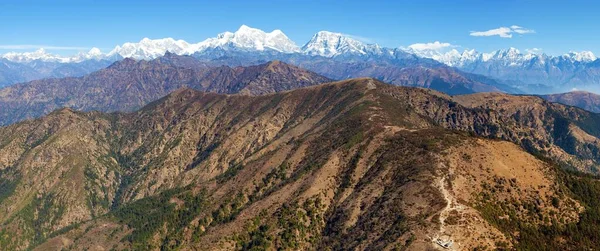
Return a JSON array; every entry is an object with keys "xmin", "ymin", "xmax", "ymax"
[{"xmin": 1, "ymin": 0, "xmax": 598, "ymax": 56}]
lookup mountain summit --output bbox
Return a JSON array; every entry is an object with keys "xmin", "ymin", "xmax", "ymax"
[
  {"xmin": 301, "ymin": 31, "xmax": 383, "ymax": 57},
  {"xmin": 197, "ymin": 25, "xmax": 300, "ymax": 53},
  {"xmin": 106, "ymin": 25, "xmax": 300, "ymax": 59},
  {"xmin": 107, "ymin": 37, "xmax": 195, "ymax": 59}
]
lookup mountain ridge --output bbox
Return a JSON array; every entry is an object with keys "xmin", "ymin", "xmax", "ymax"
[
  {"xmin": 0, "ymin": 53, "xmax": 523, "ymax": 126},
  {"xmin": 0, "ymin": 58, "xmax": 331, "ymax": 126},
  {"xmin": 541, "ymin": 90, "xmax": 600, "ymax": 113},
  {"xmin": 2, "ymin": 78, "xmax": 600, "ymax": 250}
]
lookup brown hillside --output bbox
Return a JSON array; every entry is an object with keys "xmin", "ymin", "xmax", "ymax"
[
  {"xmin": 0, "ymin": 79, "xmax": 599, "ymax": 250},
  {"xmin": 542, "ymin": 91, "xmax": 600, "ymax": 113},
  {"xmin": 0, "ymin": 58, "xmax": 331, "ymax": 126}
]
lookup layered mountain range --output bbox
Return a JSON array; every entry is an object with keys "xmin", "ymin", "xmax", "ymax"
[
  {"xmin": 0, "ymin": 57, "xmax": 330, "ymax": 126},
  {"xmin": 0, "ymin": 56, "xmax": 113, "ymax": 88},
  {"xmin": 3, "ymin": 25, "xmax": 599, "ymax": 96},
  {"xmin": 1, "ymin": 51, "xmax": 529, "ymax": 126},
  {"xmin": 2, "ymin": 79, "xmax": 600, "ymax": 250}
]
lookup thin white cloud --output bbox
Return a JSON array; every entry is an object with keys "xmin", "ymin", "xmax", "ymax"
[
  {"xmin": 510, "ymin": 25, "xmax": 535, "ymax": 34},
  {"xmin": 470, "ymin": 25, "xmax": 535, "ymax": 38},
  {"xmin": 470, "ymin": 27, "xmax": 513, "ymax": 38},
  {"xmin": 525, "ymin": 48, "xmax": 543, "ymax": 54},
  {"xmin": 408, "ymin": 41, "xmax": 453, "ymax": 51},
  {"xmin": 343, "ymin": 34, "xmax": 375, "ymax": 44},
  {"xmin": 0, "ymin": 45, "xmax": 89, "ymax": 50}
]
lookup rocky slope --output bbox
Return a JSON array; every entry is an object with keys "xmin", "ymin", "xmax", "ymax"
[
  {"xmin": 451, "ymin": 92, "xmax": 600, "ymax": 172},
  {"xmin": 0, "ymin": 57, "xmax": 330, "ymax": 126},
  {"xmin": 1, "ymin": 79, "xmax": 600, "ymax": 250},
  {"xmin": 541, "ymin": 91, "xmax": 600, "ymax": 113}
]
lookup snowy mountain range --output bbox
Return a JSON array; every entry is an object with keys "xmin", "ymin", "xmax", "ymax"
[
  {"xmin": 3, "ymin": 25, "xmax": 596, "ymax": 65},
  {"xmin": 1, "ymin": 47, "xmax": 106, "ymax": 63},
  {"xmin": 406, "ymin": 47, "xmax": 597, "ymax": 67},
  {"xmin": 406, "ymin": 47, "xmax": 600, "ymax": 93},
  {"xmin": 103, "ymin": 25, "xmax": 301, "ymax": 60},
  {"xmin": 0, "ymin": 25, "xmax": 393, "ymax": 62},
  {"xmin": 1, "ymin": 25, "xmax": 600, "ymax": 93},
  {"xmin": 302, "ymin": 31, "xmax": 385, "ymax": 57}
]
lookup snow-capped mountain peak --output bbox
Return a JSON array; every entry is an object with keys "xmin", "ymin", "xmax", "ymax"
[
  {"xmin": 494, "ymin": 47, "xmax": 521, "ymax": 59},
  {"xmin": 237, "ymin": 24, "xmax": 257, "ymax": 33},
  {"xmin": 407, "ymin": 47, "xmax": 516, "ymax": 66},
  {"xmin": 1, "ymin": 48, "xmax": 68, "ymax": 63},
  {"xmin": 564, "ymin": 51, "xmax": 597, "ymax": 62},
  {"xmin": 409, "ymin": 45, "xmax": 597, "ymax": 67},
  {"xmin": 107, "ymin": 37, "xmax": 194, "ymax": 59},
  {"xmin": 70, "ymin": 47, "xmax": 105, "ymax": 62},
  {"xmin": 95, "ymin": 25, "xmax": 301, "ymax": 60},
  {"xmin": 402, "ymin": 46, "xmax": 452, "ymax": 64},
  {"xmin": 461, "ymin": 49, "xmax": 478, "ymax": 59},
  {"xmin": 403, "ymin": 47, "xmax": 480, "ymax": 66},
  {"xmin": 301, "ymin": 31, "xmax": 382, "ymax": 57},
  {"xmin": 88, "ymin": 47, "xmax": 102, "ymax": 56},
  {"xmin": 197, "ymin": 25, "xmax": 300, "ymax": 53},
  {"xmin": 1, "ymin": 26, "xmax": 597, "ymax": 67},
  {"xmin": 1, "ymin": 47, "xmax": 112, "ymax": 63}
]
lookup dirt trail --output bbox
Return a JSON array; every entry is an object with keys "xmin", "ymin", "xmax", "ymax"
[
  {"xmin": 434, "ymin": 175, "xmax": 462, "ymax": 250},
  {"xmin": 437, "ymin": 176, "xmax": 451, "ymax": 234}
]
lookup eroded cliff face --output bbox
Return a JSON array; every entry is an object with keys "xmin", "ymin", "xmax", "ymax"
[{"xmin": 1, "ymin": 79, "xmax": 599, "ymax": 250}]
